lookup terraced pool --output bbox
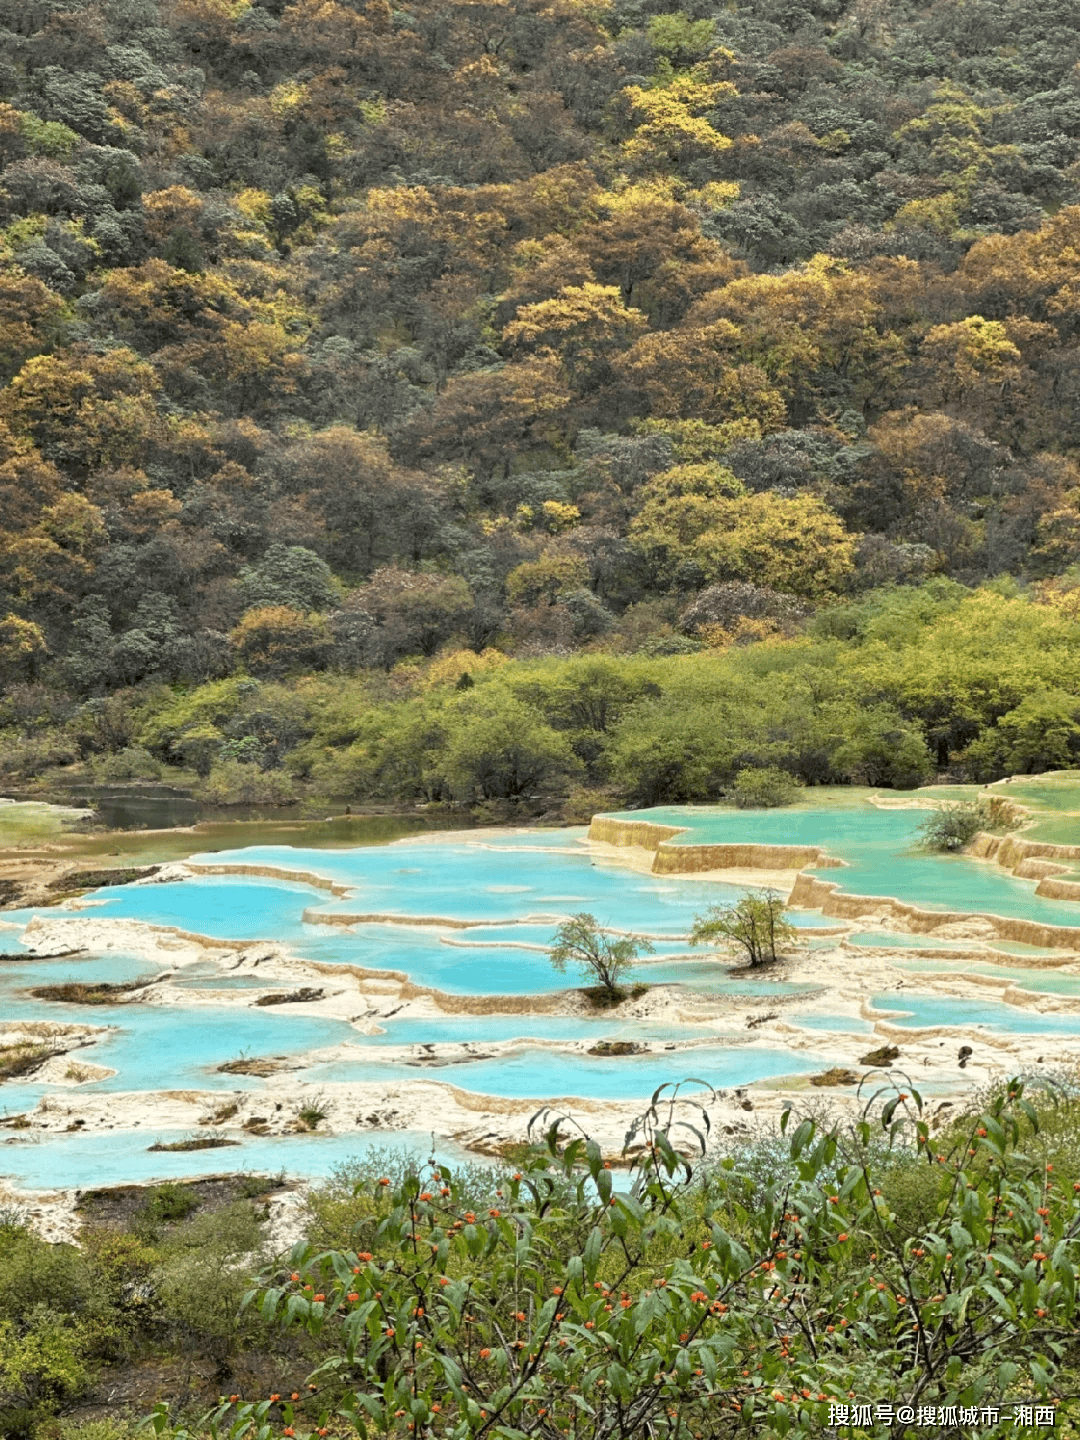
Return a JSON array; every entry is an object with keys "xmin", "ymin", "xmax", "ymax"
[{"xmin": 4, "ymin": 795, "xmax": 1080, "ymax": 1191}]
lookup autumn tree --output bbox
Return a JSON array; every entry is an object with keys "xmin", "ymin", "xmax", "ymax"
[
  {"xmin": 0, "ymin": 614, "xmax": 48, "ymax": 681},
  {"xmin": 2, "ymin": 346, "xmax": 161, "ymax": 473},
  {"xmin": 617, "ymin": 323, "xmax": 786, "ymax": 430},
  {"xmin": 231, "ymin": 605, "xmax": 333, "ymax": 677},
  {"xmin": 502, "ymin": 283, "xmax": 647, "ymax": 392},
  {"xmin": 629, "ymin": 464, "xmax": 856, "ymax": 596}
]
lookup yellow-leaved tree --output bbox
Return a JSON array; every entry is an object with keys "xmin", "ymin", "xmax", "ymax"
[
  {"xmin": 620, "ymin": 76, "xmax": 735, "ymax": 173},
  {"xmin": 630, "ymin": 463, "xmax": 856, "ymax": 597},
  {"xmin": 502, "ymin": 283, "xmax": 648, "ymax": 392}
]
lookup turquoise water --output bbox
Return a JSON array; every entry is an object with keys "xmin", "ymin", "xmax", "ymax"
[
  {"xmin": 306, "ymin": 1043, "xmax": 814, "ymax": 1098},
  {"xmin": 844, "ymin": 932, "xmax": 1065, "ymax": 960},
  {"xmin": 347, "ymin": 1017, "xmax": 722, "ymax": 1046},
  {"xmin": 25, "ymin": 838, "xmax": 804, "ymax": 996},
  {"xmin": 8, "ymin": 953, "xmax": 164, "ymax": 987},
  {"xmin": 2, "ymin": 998, "xmax": 356, "ymax": 1114},
  {"xmin": 991, "ymin": 942, "xmax": 1068, "ymax": 957},
  {"xmin": 870, "ymin": 992, "xmax": 1080, "ymax": 1033},
  {"xmin": 845, "ymin": 932, "xmax": 977, "ymax": 949},
  {"xmin": 890, "ymin": 957, "xmax": 1080, "ymax": 996},
  {"xmin": 606, "ymin": 805, "xmax": 1080, "ymax": 928},
  {"xmin": 7, "ymin": 812, "xmax": 1080, "ymax": 1192},
  {"xmin": 0, "ymin": 1128, "xmax": 465, "ymax": 1191}
]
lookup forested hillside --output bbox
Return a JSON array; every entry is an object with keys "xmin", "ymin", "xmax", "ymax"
[{"xmin": 5, "ymin": 0, "xmax": 1080, "ymax": 805}]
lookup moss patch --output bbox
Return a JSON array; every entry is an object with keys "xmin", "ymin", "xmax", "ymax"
[
  {"xmin": 29, "ymin": 976, "xmax": 164, "ymax": 1005},
  {"xmin": 809, "ymin": 1067, "xmax": 860, "ymax": 1086},
  {"xmin": 147, "ymin": 1136, "xmax": 241, "ymax": 1153}
]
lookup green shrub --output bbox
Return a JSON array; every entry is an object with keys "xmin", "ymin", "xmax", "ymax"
[
  {"xmin": 152, "ymin": 1204, "xmax": 270, "ymax": 1374},
  {"xmin": 140, "ymin": 1184, "xmax": 199, "ymax": 1229},
  {"xmin": 0, "ymin": 1227, "xmax": 94, "ymax": 1320},
  {"xmin": 302, "ymin": 1149, "xmax": 512, "ymax": 1250},
  {"xmin": 561, "ymin": 786, "xmax": 617, "ymax": 823},
  {"xmin": 0, "ymin": 1312, "xmax": 90, "ymax": 1439},
  {"xmin": 917, "ymin": 799, "xmax": 990, "ymax": 851},
  {"xmin": 193, "ymin": 759, "xmax": 297, "ymax": 806},
  {"xmin": 158, "ymin": 1079, "xmax": 1079, "ymax": 1440},
  {"xmin": 0, "ymin": 729, "xmax": 78, "ymax": 781},
  {"xmin": 58, "ymin": 1419, "xmax": 145, "ymax": 1440},
  {"xmin": 89, "ymin": 746, "xmax": 164, "ymax": 782},
  {"xmin": 729, "ymin": 764, "xmax": 801, "ymax": 808}
]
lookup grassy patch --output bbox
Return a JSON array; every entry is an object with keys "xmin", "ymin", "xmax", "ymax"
[
  {"xmin": 30, "ymin": 977, "xmax": 162, "ymax": 1005},
  {"xmin": 586, "ymin": 1039, "xmax": 646, "ymax": 1056},
  {"xmin": 146, "ymin": 1134, "xmax": 241, "ymax": 1153},
  {"xmin": 49, "ymin": 867, "xmax": 160, "ymax": 891},
  {"xmin": 199, "ymin": 1101, "xmax": 239, "ymax": 1124},
  {"xmin": 296, "ymin": 1098, "xmax": 329, "ymax": 1131},
  {"xmin": 0, "ymin": 1042, "xmax": 51, "ymax": 1080},
  {"xmin": 809, "ymin": 1066, "xmax": 859, "ymax": 1086},
  {"xmin": 859, "ymin": 1044, "xmax": 901, "ymax": 1066},
  {"xmin": 252, "ymin": 986, "xmax": 324, "ymax": 1006},
  {"xmin": 218, "ymin": 1055, "xmax": 288, "ymax": 1076}
]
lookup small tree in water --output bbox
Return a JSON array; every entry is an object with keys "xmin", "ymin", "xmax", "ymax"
[
  {"xmin": 548, "ymin": 912, "xmax": 653, "ymax": 1002},
  {"xmin": 690, "ymin": 888, "xmax": 795, "ymax": 967}
]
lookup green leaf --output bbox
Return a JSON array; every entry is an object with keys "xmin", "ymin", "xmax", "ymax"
[
  {"xmin": 790, "ymin": 1118, "xmax": 814, "ymax": 1158},
  {"xmin": 584, "ymin": 1226, "xmax": 603, "ymax": 1280}
]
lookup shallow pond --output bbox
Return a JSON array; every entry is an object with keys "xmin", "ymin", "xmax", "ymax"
[
  {"xmin": 3, "ymin": 994, "xmax": 357, "ymax": 1106},
  {"xmin": 889, "ymin": 957, "xmax": 1080, "ymax": 996},
  {"xmin": 870, "ymin": 992, "xmax": 1080, "ymax": 1034},
  {"xmin": 305, "ymin": 1042, "xmax": 816, "ymax": 1098},
  {"xmin": 0, "ymin": 1126, "xmax": 466, "ymax": 1191}
]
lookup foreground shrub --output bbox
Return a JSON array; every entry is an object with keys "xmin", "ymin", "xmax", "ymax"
[
  {"xmin": 89, "ymin": 746, "xmax": 164, "ymax": 782},
  {"xmin": 152, "ymin": 1079, "xmax": 1078, "ymax": 1440},
  {"xmin": 0, "ymin": 1312, "xmax": 91, "ymax": 1439}
]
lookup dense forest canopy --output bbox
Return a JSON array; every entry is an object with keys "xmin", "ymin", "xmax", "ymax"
[{"xmin": 5, "ymin": 0, "xmax": 1080, "ymax": 802}]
